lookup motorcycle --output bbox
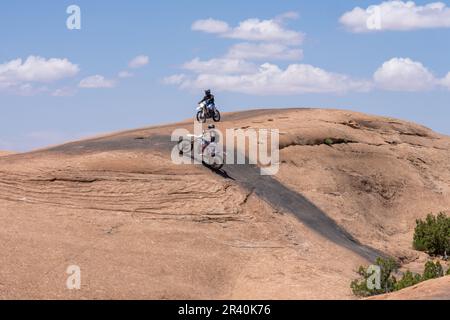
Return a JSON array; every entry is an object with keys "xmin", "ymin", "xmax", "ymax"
[
  {"xmin": 177, "ymin": 130, "xmax": 224, "ymax": 170},
  {"xmin": 196, "ymin": 102, "xmax": 221, "ymax": 123}
]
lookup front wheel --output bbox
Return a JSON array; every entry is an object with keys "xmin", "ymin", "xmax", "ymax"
[
  {"xmin": 197, "ymin": 110, "xmax": 206, "ymax": 123},
  {"xmin": 212, "ymin": 110, "xmax": 221, "ymax": 122},
  {"xmin": 209, "ymin": 154, "xmax": 224, "ymax": 170}
]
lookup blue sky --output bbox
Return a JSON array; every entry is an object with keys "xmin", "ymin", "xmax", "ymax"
[{"xmin": 1, "ymin": 0, "xmax": 450, "ymax": 151}]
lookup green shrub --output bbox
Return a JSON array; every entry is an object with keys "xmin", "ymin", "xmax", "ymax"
[
  {"xmin": 351, "ymin": 257, "xmax": 398, "ymax": 297},
  {"xmin": 351, "ymin": 259, "xmax": 448, "ymax": 297},
  {"xmin": 324, "ymin": 138, "xmax": 334, "ymax": 146},
  {"xmin": 351, "ymin": 212, "xmax": 449, "ymax": 297},
  {"xmin": 422, "ymin": 261, "xmax": 444, "ymax": 281},
  {"xmin": 413, "ymin": 213, "xmax": 450, "ymax": 256},
  {"xmin": 394, "ymin": 270, "xmax": 422, "ymax": 291}
]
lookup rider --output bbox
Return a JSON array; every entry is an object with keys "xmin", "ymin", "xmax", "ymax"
[
  {"xmin": 199, "ymin": 89, "xmax": 215, "ymax": 114},
  {"xmin": 204, "ymin": 124, "xmax": 217, "ymax": 158},
  {"xmin": 206, "ymin": 124, "xmax": 217, "ymax": 143}
]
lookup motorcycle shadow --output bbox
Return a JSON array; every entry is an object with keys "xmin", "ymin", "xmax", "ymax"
[
  {"xmin": 203, "ymin": 163, "xmax": 234, "ymax": 180},
  {"xmin": 181, "ymin": 151, "xmax": 234, "ymax": 180}
]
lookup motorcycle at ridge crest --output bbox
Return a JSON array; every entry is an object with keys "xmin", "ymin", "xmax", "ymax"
[{"xmin": 196, "ymin": 101, "xmax": 221, "ymax": 123}]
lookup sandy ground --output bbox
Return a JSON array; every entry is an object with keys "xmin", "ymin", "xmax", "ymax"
[
  {"xmin": 368, "ymin": 276, "xmax": 450, "ymax": 300},
  {"xmin": 0, "ymin": 108, "xmax": 448, "ymax": 299}
]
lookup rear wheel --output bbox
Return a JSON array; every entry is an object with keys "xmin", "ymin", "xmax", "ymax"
[
  {"xmin": 177, "ymin": 139, "xmax": 193, "ymax": 154},
  {"xmin": 212, "ymin": 110, "xmax": 221, "ymax": 122},
  {"xmin": 197, "ymin": 110, "xmax": 206, "ymax": 123}
]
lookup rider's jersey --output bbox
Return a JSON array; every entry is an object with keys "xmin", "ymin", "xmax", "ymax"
[{"xmin": 199, "ymin": 94, "xmax": 215, "ymax": 105}]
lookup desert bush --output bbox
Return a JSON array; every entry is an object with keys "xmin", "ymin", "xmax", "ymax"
[
  {"xmin": 351, "ymin": 212, "xmax": 449, "ymax": 297},
  {"xmin": 323, "ymin": 138, "xmax": 350, "ymax": 146},
  {"xmin": 351, "ymin": 257, "xmax": 398, "ymax": 297},
  {"xmin": 351, "ymin": 259, "xmax": 448, "ymax": 297},
  {"xmin": 413, "ymin": 213, "xmax": 450, "ymax": 256},
  {"xmin": 422, "ymin": 261, "xmax": 444, "ymax": 281},
  {"xmin": 394, "ymin": 270, "xmax": 422, "ymax": 291}
]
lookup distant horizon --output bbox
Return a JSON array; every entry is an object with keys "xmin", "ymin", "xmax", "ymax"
[{"xmin": 2, "ymin": 105, "xmax": 448, "ymax": 153}]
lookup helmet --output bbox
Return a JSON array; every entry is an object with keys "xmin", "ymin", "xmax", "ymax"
[
  {"xmin": 208, "ymin": 124, "xmax": 215, "ymax": 130},
  {"xmin": 205, "ymin": 89, "xmax": 211, "ymax": 95}
]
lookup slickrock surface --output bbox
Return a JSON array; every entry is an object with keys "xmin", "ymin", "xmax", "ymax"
[{"xmin": 0, "ymin": 109, "xmax": 448, "ymax": 299}]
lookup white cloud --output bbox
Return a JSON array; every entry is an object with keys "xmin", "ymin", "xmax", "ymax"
[
  {"xmin": 441, "ymin": 72, "xmax": 450, "ymax": 89},
  {"xmin": 226, "ymin": 42, "xmax": 303, "ymax": 61},
  {"xmin": 230, "ymin": 19, "xmax": 304, "ymax": 44},
  {"xmin": 183, "ymin": 58, "xmax": 257, "ymax": 74},
  {"xmin": 192, "ymin": 18, "xmax": 231, "ymax": 34},
  {"xmin": 340, "ymin": 1, "xmax": 450, "ymax": 32},
  {"xmin": 169, "ymin": 13, "xmax": 450, "ymax": 95},
  {"xmin": 163, "ymin": 74, "xmax": 187, "ymax": 85},
  {"xmin": 79, "ymin": 75, "xmax": 116, "ymax": 89},
  {"xmin": 373, "ymin": 57, "xmax": 436, "ymax": 91},
  {"xmin": 128, "ymin": 55, "xmax": 149, "ymax": 69},
  {"xmin": 118, "ymin": 71, "xmax": 133, "ymax": 78},
  {"xmin": 0, "ymin": 56, "xmax": 79, "ymax": 93},
  {"xmin": 173, "ymin": 15, "xmax": 369, "ymax": 95},
  {"xmin": 169, "ymin": 63, "xmax": 371, "ymax": 95},
  {"xmin": 192, "ymin": 17, "xmax": 304, "ymax": 44},
  {"xmin": 274, "ymin": 11, "xmax": 300, "ymax": 23}
]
